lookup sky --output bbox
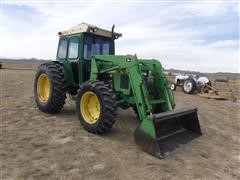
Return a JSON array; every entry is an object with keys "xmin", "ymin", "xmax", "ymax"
[{"xmin": 0, "ymin": 0, "xmax": 239, "ymax": 73}]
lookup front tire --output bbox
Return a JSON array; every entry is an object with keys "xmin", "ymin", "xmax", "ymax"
[
  {"xmin": 34, "ymin": 62, "xmax": 66, "ymax": 113},
  {"xmin": 170, "ymin": 83, "xmax": 176, "ymax": 91},
  {"xmin": 76, "ymin": 80, "xmax": 117, "ymax": 134}
]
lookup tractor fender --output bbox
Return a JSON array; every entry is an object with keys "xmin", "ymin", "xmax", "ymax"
[{"xmin": 52, "ymin": 60, "xmax": 76, "ymax": 88}]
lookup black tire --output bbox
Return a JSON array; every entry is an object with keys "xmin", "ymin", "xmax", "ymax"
[
  {"xmin": 34, "ymin": 62, "xmax": 66, "ymax": 113},
  {"xmin": 76, "ymin": 80, "xmax": 117, "ymax": 134},
  {"xmin": 170, "ymin": 83, "xmax": 176, "ymax": 91},
  {"xmin": 182, "ymin": 78, "xmax": 196, "ymax": 94}
]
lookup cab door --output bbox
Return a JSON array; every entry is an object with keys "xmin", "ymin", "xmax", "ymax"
[
  {"xmin": 67, "ymin": 36, "xmax": 80, "ymax": 84},
  {"xmin": 82, "ymin": 36, "xmax": 93, "ymax": 82}
]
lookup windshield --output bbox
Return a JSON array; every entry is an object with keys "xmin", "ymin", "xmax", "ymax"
[{"xmin": 84, "ymin": 36, "xmax": 111, "ymax": 60}]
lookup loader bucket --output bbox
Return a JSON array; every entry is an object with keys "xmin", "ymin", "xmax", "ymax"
[{"xmin": 134, "ymin": 106, "xmax": 202, "ymax": 158}]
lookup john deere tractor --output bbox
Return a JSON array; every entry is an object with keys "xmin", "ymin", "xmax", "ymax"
[{"xmin": 34, "ymin": 23, "xmax": 202, "ymax": 158}]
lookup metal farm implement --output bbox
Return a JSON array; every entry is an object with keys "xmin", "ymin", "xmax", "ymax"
[{"xmin": 34, "ymin": 23, "xmax": 202, "ymax": 158}]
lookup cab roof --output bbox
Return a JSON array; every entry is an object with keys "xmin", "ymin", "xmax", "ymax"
[{"xmin": 58, "ymin": 22, "xmax": 122, "ymax": 39}]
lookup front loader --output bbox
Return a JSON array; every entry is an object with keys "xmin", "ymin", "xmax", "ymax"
[{"xmin": 34, "ymin": 23, "xmax": 202, "ymax": 158}]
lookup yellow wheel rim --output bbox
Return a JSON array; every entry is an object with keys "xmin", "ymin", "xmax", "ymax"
[
  {"xmin": 37, "ymin": 73, "xmax": 50, "ymax": 103},
  {"xmin": 80, "ymin": 91, "xmax": 100, "ymax": 124}
]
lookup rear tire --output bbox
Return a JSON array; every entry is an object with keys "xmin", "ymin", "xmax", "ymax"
[
  {"xmin": 182, "ymin": 78, "xmax": 196, "ymax": 94},
  {"xmin": 76, "ymin": 80, "xmax": 117, "ymax": 134},
  {"xmin": 34, "ymin": 62, "xmax": 66, "ymax": 114}
]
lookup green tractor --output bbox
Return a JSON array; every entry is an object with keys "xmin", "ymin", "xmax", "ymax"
[{"xmin": 34, "ymin": 23, "xmax": 202, "ymax": 158}]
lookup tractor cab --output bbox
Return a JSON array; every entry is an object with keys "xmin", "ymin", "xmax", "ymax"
[{"xmin": 56, "ymin": 23, "xmax": 122, "ymax": 88}]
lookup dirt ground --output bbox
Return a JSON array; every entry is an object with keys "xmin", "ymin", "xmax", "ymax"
[{"xmin": 1, "ymin": 64, "xmax": 240, "ymax": 180}]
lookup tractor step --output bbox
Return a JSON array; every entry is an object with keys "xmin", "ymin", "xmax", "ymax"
[
  {"xmin": 134, "ymin": 106, "xmax": 202, "ymax": 159},
  {"xmin": 149, "ymin": 99, "xmax": 166, "ymax": 105}
]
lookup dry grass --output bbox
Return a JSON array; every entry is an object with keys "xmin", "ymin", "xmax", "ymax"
[{"xmin": 1, "ymin": 62, "xmax": 240, "ymax": 179}]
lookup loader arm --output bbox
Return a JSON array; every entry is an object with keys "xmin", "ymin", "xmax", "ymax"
[
  {"xmin": 90, "ymin": 55, "xmax": 174, "ymax": 115},
  {"xmin": 90, "ymin": 55, "xmax": 202, "ymax": 158}
]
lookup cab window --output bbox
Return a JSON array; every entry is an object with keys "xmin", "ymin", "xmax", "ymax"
[
  {"xmin": 68, "ymin": 36, "xmax": 79, "ymax": 59},
  {"xmin": 84, "ymin": 36, "xmax": 110, "ymax": 60},
  {"xmin": 57, "ymin": 38, "xmax": 68, "ymax": 59}
]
